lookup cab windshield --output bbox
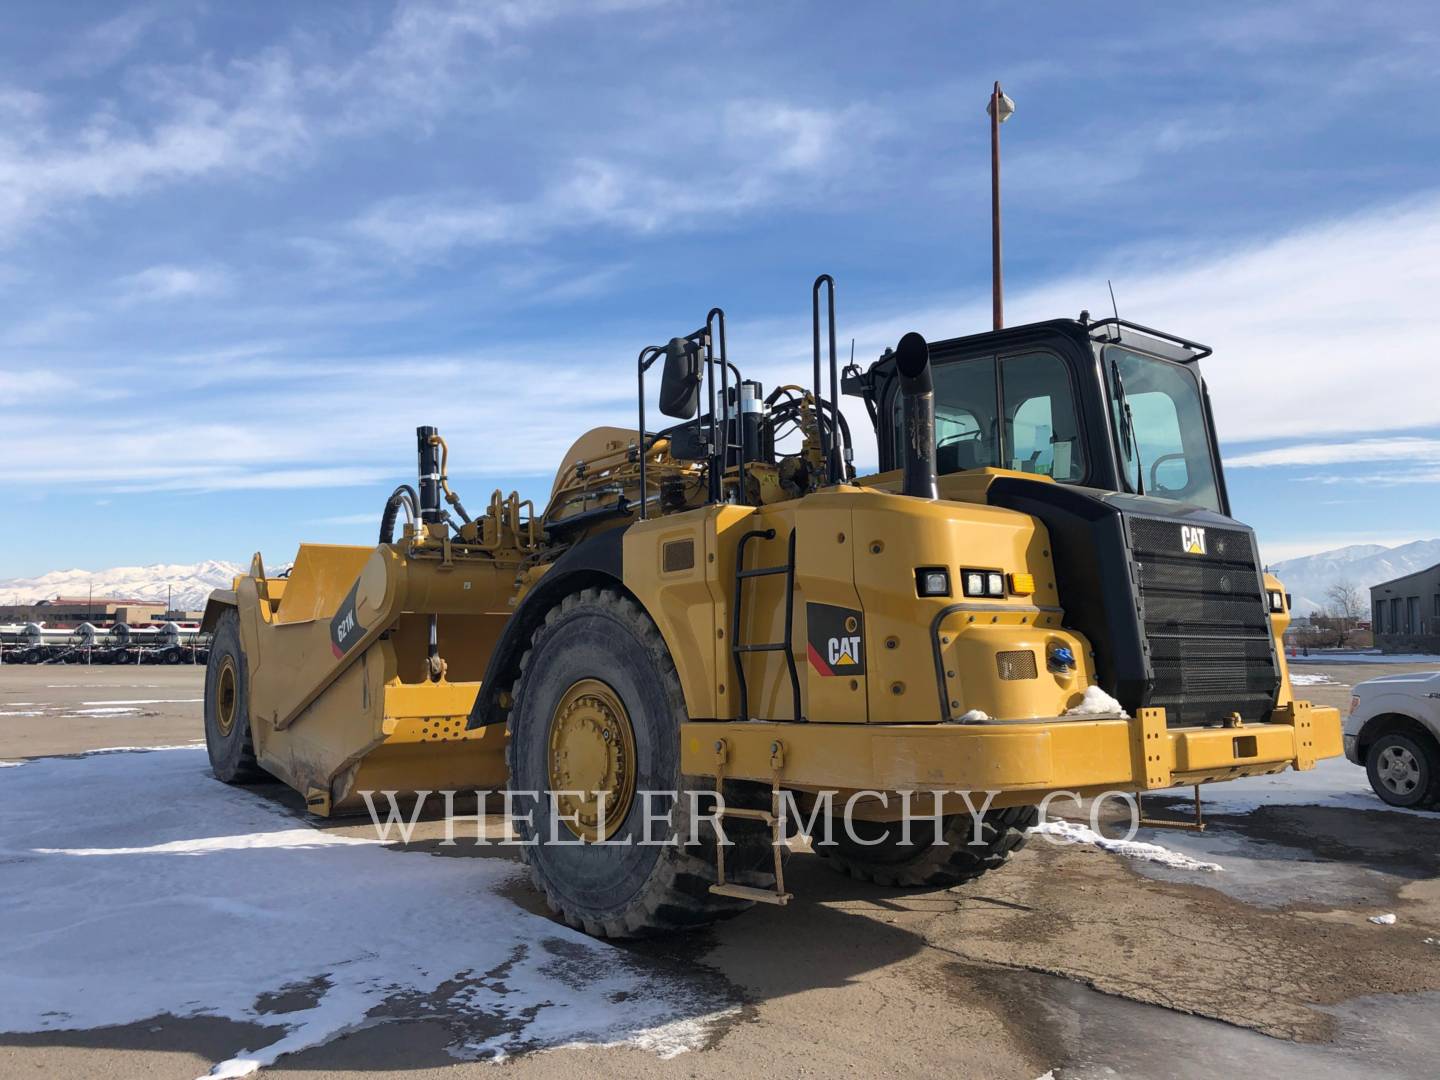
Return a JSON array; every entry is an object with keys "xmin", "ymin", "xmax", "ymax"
[{"xmin": 1105, "ymin": 346, "xmax": 1222, "ymax": 513}]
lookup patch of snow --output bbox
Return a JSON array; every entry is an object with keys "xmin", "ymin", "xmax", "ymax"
[
  {"xmin": 1031, "ymin": 818, "xmax": 1222, "ymax": 872},
  {"xmin": 0, "ymin": 711, "xmax": 45, "ymax": 717},
  {"xmin": 1167, "ymin": 756, "xmax": 1431, "ymax": 817},
  {"xmin": 1291, "ymin": 652, "xmax": 1440, "ymax": 664},
  {"xmin": 956, "ymin": 709, "xmax": 990, "ymax": 723},
  {"xmin": 65, "ymin": 707, "xmax": 143, "ymax": 716},
  {"xmin": 1369, "ymin": 913, "xmax": 1397, "ymax": 925},
  {"xmin": 80, "ymin": 698, "xmax": 202, "ymax": 706},
  {"xmin": 0, "ymin": 747, "xmax": 733, "ymax": 1075},
  {"xmin": 1064, "ymin": 685, "xmax": 1129, "ymax": 718},
  {"xmin": 1288, "ymin": 673, "xmax": 1337, "ymax": 686}
]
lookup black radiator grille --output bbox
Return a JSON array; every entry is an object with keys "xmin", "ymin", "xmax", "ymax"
[{"xmin": 1127, "ymin": 516, "xmax": 1278, "ymax": 726}]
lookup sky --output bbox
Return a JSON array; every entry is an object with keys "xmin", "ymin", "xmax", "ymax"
[{"xmin": 1, "ymin": 0, "xmax": 1439, "ymax": 577}]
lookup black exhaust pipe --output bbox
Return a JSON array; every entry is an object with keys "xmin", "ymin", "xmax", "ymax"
[
  {"xmin": 894, "ymin": 332, "xmax": 937, "ymax": 499},
  {"xmin": 416, "ymin": 425, "xmax": 442, "ymax": 523}
]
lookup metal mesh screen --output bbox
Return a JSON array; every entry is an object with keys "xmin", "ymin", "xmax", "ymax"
[{"xmin": 996, "ymin": 650, "xmax": 1038, "ymax": 681}]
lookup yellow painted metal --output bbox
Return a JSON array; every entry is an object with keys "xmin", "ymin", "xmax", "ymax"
[
  {"xmin": 1133, "ymin": 706, "xmax": 1172, "ymax": 789},
  {"xmin": 679, "ymin": 706, "xmax": 1344, "ymax": 812},
  {"xmin": 214, "ymin": 656, "xmax": 238, "ymax": 738},
  {"xmin": 230, "ymin": 543, "xmax": 514, "ymax": 815},
  {"xmin": 218, "ymin": 421, "xmax": 1343, "ymax": 828},
  {"xmin": 546, "ymin": 678, "xmax": 638, "ymax": 842},
  {"xmin": 1264, "ymin": 571, "xmax": 1296, "ymax": 708}
]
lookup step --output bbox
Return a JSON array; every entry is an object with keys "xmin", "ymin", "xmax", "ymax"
[{"xmin": 709, "ymin": 882, "xmax": 793, "ymax": 906}]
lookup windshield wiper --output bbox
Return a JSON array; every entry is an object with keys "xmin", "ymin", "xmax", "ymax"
[{"xmin": 1110, "ymin": 358, "xmax": 1145, "ymax": 496}]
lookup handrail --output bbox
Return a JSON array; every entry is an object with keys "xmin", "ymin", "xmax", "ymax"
[{"xmin": 1086, "ymin": 317, "xmax": 1213, "ymax": 361}]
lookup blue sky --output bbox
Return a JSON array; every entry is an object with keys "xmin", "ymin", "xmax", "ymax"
[{"xmin": 2, "ymin": 0, "xmax": 1439, "ymax": 577}]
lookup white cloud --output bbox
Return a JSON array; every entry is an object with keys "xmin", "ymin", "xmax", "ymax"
[
  {"xmin": 52, "ymin": 6, "xmax": 160, "ymax": 77},
  {"xmin": 347, "ymin": 98, "xmax": 884, "ymax": 264},
  {"xmin": 116, "ymin": 263, "xmax": 230, "ymax": 303},
  {"xmin": 0, "ymin": 1, "xmax": 674, "ymax": 243},
  {"xmin": 1226, "ymin": 437, "xmax": 1440, "ymax": 469}
]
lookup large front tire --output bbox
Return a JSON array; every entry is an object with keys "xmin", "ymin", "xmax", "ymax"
[
  {"xmin": 507, "ymin": 587, "xmax": 778, "ymax": 938},
  {"xmin": 816, "ymin": 804, "xmax": 1039, "ymax": 887},
  {"xmin": 203, "ymin": 609, "xmax": 266, "ymax": 784}
]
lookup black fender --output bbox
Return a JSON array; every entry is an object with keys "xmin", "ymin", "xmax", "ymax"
[{"xmin": 466, "ymin": 527, "xmax": 629, "ymax": 729}]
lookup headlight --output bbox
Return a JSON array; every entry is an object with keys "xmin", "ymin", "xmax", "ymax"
[
  {"xmin": 916, "ymin": 567, "xmax": 951, "ymax": 597},
  {"xmin": 1267, "ymin": 590, "xmax": 1285, "ymax": 613},
  {"xmin": 962, "ymin": 569, "xmax": 1006, "ymax": 598}
]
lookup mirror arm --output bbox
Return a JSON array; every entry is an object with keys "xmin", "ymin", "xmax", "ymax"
[{"xmin": 637, "ymin": 344, "xmax": 663, "ymax": 521}]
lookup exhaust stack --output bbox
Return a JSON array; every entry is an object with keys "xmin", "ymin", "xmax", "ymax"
[{"xmin": 895, "ymin": 332, "xmax": 937, "ymax": 500}]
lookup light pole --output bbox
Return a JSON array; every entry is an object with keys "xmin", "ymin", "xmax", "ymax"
[{"xmin": 987, "ymin": 81, "xmax": 1015, "ymax": 331}]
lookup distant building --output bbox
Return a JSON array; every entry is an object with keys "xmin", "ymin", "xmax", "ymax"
[
  {"xmin": 0, "ymin": 596, "xmax": 172, "ymax": 627},
  {"xmin": 1370, "ymin": 564, "xmax": 1440, "ymax": 655}
]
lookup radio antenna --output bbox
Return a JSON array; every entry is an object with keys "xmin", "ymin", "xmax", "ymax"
[{"xmin": 1107, "ymin": 279, "xmax": 1121, "ymax": 325}]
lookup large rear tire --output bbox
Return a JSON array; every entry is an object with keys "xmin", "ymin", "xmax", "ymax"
[
  {"xmin": 203, "ymin": 609, "xmax": 266, "ymax": 784},
  {"xmin": 507, "ymin": 587, "xmax": 780, "ymax": 938},
  {"xmin": 816, "ymin": 804, "xmax": 1039, "ymax": 888}
]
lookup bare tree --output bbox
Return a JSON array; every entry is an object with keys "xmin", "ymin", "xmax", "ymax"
[{"xmin": 1324, "ymin": 581, "xmax": 1366, "ymax": 645}]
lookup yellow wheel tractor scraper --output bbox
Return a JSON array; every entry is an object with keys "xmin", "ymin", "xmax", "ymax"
[{"xmin": 202, "ymin": 282, "xmax": 1341, "ymax": 937}]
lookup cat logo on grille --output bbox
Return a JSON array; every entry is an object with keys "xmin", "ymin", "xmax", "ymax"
[{"xmin": 1180, "ymin": 525, "xmax": 1208, "ymax": 555}]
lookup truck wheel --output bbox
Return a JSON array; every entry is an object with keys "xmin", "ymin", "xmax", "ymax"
[
  {"xmin": 1366, "ymin": 732, "xmax": 1440, "ymax": 809},
  {"xmin": 507, "ymin": 587, "xmax": 780, "ymax": 938},
  {"xmin": 815, "ymin": 804, "xmax": 1039, "ymax": 887},
  {"xmin": 203, "ymin": 610, "xmax": 266, "ymax": 784}
]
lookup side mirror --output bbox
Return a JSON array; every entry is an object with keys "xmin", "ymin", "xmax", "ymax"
[{"xmin": 658, "ymin": 337, "xmax": 702, "ymax": 419}]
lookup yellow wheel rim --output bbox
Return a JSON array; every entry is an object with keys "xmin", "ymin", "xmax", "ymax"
[
  {"xmin": 546, "ymin": 678, "xmax": 637, "ymax": 842},
  {"xmin": 215, "ymin": 658, "xmax": 238, "ymax": 738}
]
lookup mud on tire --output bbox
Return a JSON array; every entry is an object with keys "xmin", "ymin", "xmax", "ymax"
[
  {"xmin": 815, "ymin": 804, "xmax": 1039, "ymax": 888},
  {"xmin": 507, "ymin": 587, "xmax": 781, "ymax": 938},
  {"xmin": 203, "ymin": 609, "xmax": 267, "ymax": 784}
]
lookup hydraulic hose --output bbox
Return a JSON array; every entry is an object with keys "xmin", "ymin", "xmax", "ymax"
[{"xmin": 379, "ymin": 484, "xmax": 420, "ymax": 544}]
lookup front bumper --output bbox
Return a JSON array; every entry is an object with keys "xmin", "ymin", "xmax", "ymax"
[
  {"xmin": 681, "ymin": 701, "xmax": 1343, "ymax": 806},
  {"xmin": 1343, "ymin": 732, "xmax": 1360, "ymax": 764}
]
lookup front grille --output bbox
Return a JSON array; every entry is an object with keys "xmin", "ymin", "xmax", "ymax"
[{"xmin": 1128, "ymin": 516, "xmax": 1278, "ymax": 726}]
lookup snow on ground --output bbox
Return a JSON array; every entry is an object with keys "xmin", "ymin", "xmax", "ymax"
[
  {"xmin": 1032, "ymin": 819, "xmax": 1222, "ymax": 872},
  {"xmin": 1125, "ymin": 757, "xmax": 1433, "ymax": 906},
  {"xmin": 1288, "ymin": 672, "xmax": 1337, "ymax": 686},
  {"xmin": 80, "ymin": 698, "xmax": 203, "ymax": 705},
  {"xmin": 1289, "ymin": 652, "xmax": 1440, "ymax": 665},
  {"xmin": 0, "ymin": 747, "xmax": 734, "ymax": 1076},
  {"xmin": 1164, "ymin": 756, "xmax": 1428, "ymax": 816}
]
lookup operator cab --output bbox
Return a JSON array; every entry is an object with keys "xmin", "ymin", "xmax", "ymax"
[
  {"xmin": 844, "ymin": 316, "xmax": 1230, "ymax": 517},
  {"xmin": 846, "ymin": 316, "xmax": 1280, "ymax": 728}
]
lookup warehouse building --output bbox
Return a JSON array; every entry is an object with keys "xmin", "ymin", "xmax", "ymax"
[
  {"xmin": 1370, "ymin": 564, "xmax": 1440, "ymax": 655},
  {"xmin": 0, "ymin": 596, "xmax": 174, "ymax": 627}
]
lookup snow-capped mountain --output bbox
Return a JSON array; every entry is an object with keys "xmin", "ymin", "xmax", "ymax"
[
  {"xmin": 0, "ymin": 561, "xmax": 245, "ymax": 612},
  {"xmin": 1265, "ymin": 539, "xmax": 1440, "ymax": 616}
]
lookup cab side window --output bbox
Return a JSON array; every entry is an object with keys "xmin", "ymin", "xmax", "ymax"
[
  {"xmin": 1000, "ymin": 352, "xmax": 1085, "ymax": 481},
  {"xmin": 893, "ymin": 357, "xmax": 1000, "ymax": 474}
]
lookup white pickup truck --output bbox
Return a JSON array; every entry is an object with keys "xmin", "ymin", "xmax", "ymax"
[{"xmin": 1345, "ymin": 671, "xmax": 1440, "ymax": 810}]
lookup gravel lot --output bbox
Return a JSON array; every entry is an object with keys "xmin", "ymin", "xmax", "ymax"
[{"xmin": 2, "ymin": 662, "xmax": 1438, "ymax": 1079}]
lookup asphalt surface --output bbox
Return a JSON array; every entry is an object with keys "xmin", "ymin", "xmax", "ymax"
[{"xmin": 2, "ymin": 661, "xmax": 1438, "ymax": 1079}]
